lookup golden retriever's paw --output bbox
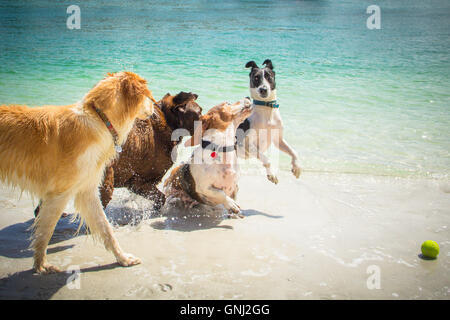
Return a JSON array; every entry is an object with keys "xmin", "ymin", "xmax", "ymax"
[
  {"xmin": 292, "ymin": 163, "xmax": 301, "ymax": 179},
  {"xmin": 267, "ymin": 174, "xmax": 279, "ymax": 184},
  {"xmin": 34, "ymin": 263, "xmax": 61, "ymax": 274},
  {"xmin": 117, "ymin": 253, "xmax": 142, "ymax": 267}
]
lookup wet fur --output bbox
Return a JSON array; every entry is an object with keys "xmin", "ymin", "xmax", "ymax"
[
  {"xmin": 238, "ymin": 60, "xmax": 301, "ymax": 184},
  {"xmin": 0, "ymin": 71, "xmax": 154, "ymax": 273},
  {"xmin": 164, "ymin": 99, "xmax": 252, "ymax": 217},
  {"xmin": 99, "ymin": 92, "xmax": 202, "ymax": 210}
]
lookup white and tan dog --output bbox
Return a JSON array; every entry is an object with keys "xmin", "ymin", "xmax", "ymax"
[
  {"xmin": 163, "ymin": 98, "xmax": 252, "ymax": 217},
  {"xmin": 0, "ymin": 71, "xmax": 155, "ymax": 273},
  {"xmin": 237, "ymin": 59, "xmax": 301, "ymax": 184}
]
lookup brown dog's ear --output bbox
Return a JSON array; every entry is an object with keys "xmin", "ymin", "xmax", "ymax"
[
  {"xmin": 173, "ymin": 91, "xmax": 197, "ymax": 105},
  {"xmin": 159, "ymin": 93, "xmax": 173, "ymax": 107}
]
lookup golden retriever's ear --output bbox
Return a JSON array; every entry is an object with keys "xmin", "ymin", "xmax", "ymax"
[
  {"xmin": 83, "ymin": 74, "xmax": 118, "ymax": 111},
  {"xmin": 120, "ymin": 72, "xmax": 151, "ymax": 106}
]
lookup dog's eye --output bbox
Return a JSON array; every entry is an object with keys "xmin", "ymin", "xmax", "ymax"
[{"xmin": 254, "ymin": 76, "xmax": 259, "ymax": 81}]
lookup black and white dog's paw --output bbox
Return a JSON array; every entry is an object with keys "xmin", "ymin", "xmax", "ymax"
[
  {"xmin": 292, "ymin": 162, "xmax": 302, "ymax": 179},
  {"xmin": 267, "ymin": 174, "xmax": 279, "ymax": 184}
]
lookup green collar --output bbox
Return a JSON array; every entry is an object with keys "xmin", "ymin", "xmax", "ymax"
[{"xmin": 253, "ymin": 99, "xmax": 279, "ymax": 108}]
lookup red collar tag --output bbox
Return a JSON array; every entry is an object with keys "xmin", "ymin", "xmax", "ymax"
[{"xmin": 210, "ymin": 151, "xmax": 217, "ymax": 158}]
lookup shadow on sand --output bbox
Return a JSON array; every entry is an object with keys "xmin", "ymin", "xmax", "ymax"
[
  {"xmin": 150, "ymin": 200, "xmax": 283, "ymax": 232},
  {"xmin": 0, "ymin": 216, "xmax": 86, "ymax": 259},
  {"xmin": 0, "ymin": 203, "xmax": 155, "ymax": 260},
  {"xmin": 0, "ymin": 202, "xmax": 283, "ymax": 259},
  {"xmin": 0, "ymin": 262, "xmax": 126, "ymax": 300},
  {"xmin": 0, "ymin": 200, "xmax": 281, "ymax": 299},
  {"xmin": 0, "ymin": 207, "xmax": 141, "ymax": 299}
]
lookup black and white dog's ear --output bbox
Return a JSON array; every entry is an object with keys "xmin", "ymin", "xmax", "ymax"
[
  {"xmin": 262, "ymin": 59, "xmax": 274, "ymax": 70},
  {"xmin": 245, "ymin": 61, "xmax": 258, "ymax": 69}
]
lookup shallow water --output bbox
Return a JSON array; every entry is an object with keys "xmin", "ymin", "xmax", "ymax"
[{"xmin": 0, "ymin": 0, "xmax": 449, "ymax": 178}]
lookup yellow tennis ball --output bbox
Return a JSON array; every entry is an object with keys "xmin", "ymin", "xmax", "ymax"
[{"xmin": 421, "ymin": 240, "xmax": 440, "ymax": 259}]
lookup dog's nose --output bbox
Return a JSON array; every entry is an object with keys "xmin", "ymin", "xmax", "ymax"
[{"xmin": 259, "ymin": 87, "xmax": 268, "ymax": 95}]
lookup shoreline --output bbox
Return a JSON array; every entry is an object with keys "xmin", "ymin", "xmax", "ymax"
[{"xmin": 0, "ymin": 171, "xmax": 449, "ymax": 299}]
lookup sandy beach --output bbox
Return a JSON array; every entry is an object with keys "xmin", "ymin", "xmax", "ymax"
[
  {"xmin": 1, "ymin": 0, "xmax": 450, "ymax": 303},
  {"xmin": 0, "ymin": 171, "xmax": 448, "ymax": 300}
]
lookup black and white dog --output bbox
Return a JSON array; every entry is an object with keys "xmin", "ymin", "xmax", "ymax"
[{"xmin": 237, "ymin": 59, "xmax": 301, "ymax": 184}]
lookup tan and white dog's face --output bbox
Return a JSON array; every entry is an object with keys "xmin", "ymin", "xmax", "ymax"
[
  {"xmin": 200, "ymin": 98, "xmax": 253, "ymax": 146},
  {"xmin": 185, "ymin": 98, "xmax": 252, "ymax": 148},
  {"xmin": 202, "ymin": 98, "xmax": 252, "ymax": 131}
]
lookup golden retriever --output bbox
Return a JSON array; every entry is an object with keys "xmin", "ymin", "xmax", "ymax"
[{"xmin": 0, "ymin": 71, "xmax": 155, "ymax": 273}]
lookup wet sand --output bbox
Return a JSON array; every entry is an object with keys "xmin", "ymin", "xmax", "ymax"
[{"xmin": 0, "ymin": 172, "xmax": 449, "ymax": 299}]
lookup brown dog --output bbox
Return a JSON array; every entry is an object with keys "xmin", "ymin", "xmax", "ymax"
[
  {"xmin": 99, "ymin": 91, "xmax": 202, "ymax": 210},
  {"xmin": 0, "ymin": 71, "xmax": 155, "ymax": 273}
]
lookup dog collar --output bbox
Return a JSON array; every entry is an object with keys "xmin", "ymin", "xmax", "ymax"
[
  {"xmin": 201, "ymin": 140, "xmax": 236, "ymax": 153},
  {"xmin": 91, "ymin": 105, "xmax": 122, "ymax": 153},
  {"xmin": 253, "ymin": 99, "xmax": 279, "ymax": 108}
]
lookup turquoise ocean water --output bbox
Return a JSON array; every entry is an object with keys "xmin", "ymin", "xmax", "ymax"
[{"xmin": 0, "ymin": 0, "xmax": 449, "ymax": 179}]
